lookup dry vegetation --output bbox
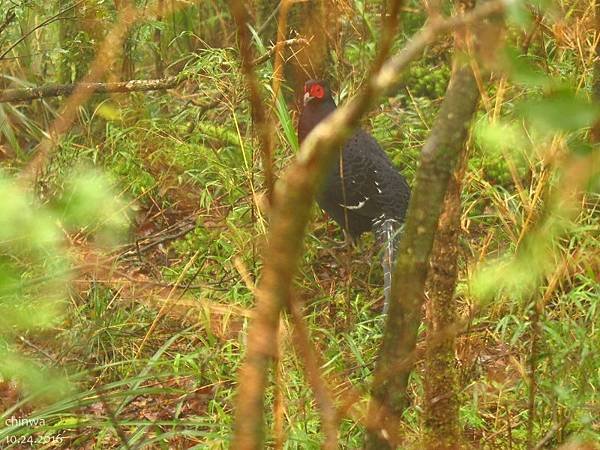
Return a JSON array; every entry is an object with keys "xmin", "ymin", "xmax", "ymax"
[{"xmin": 0, "ymin": 0, "xmax": 598, "ymax": 448}]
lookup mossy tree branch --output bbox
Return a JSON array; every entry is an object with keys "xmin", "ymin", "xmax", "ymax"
[
  {"xmin": 421, "ymin": 1, "xmax": 488, "ymax": 447},
  {"xmin": 421, "ymin": 161, "xmax": 467, "ymax": 450},
  {"xmin": 0, "ymin": 77, "xmax": 181, "ymax": 103},
  {"xmin": 0, "ymin": 38, "xmax": 308, "ymax": 104}
]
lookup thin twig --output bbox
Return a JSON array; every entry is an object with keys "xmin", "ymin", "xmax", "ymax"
[
  {"xmin": 252, "ymin": 37, "xmax": 308, "ymax": 66},
  {"xmin": 256, "ymin": 1, "xmax": 283, "ymax": 36},
  {"xmin": 134, "ymin": 248, "xmax": 202, "ymax": 359},
  {"xmin": 288, "ymin": 301, "xmax": 339, "ymax": 450},
  {"xmin": 533, "ymin": 414, "xmax": 572, "ymax": 450},
  {"xmin": 0, "ymin": 8, "xmax": 16, "ymax": 38},
  {"xmin": 18, "ymin": 336, "xmax": 56, "ymax": 362},
  {"xmin": 117, "ymin": 220, "xmax": 197, "ymax": 260}
]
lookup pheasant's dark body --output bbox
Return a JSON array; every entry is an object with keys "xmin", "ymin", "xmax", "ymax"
[
  {"xmin": 298, "ymin": 80, "xmax": 411, "ymax": 311},
  {"xmin": 298, "ymin": 83, "xmax": 410, "ymax": 240}
]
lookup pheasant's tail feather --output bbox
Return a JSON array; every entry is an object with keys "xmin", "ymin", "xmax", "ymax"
[{"xmin": 375, "ymin": 217, "xmax": 401, "ymax": 313}]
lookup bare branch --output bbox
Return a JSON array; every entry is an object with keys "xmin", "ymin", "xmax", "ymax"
[
  {"xmin": 288, "ymin": 301, "xmax": 338, "ymax": 450},
  {"xmin": 230, "ymin": 1, "xmax": 508, "ymax": 448}
]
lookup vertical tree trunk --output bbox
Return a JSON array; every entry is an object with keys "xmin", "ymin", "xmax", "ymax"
[
  {"xmin": 153, "ymin": 0, "xmax": 165, "ymax": 78},
  {"xmin": 364, "ymin": 58, "xmax": 480, "ymax": 450},
  {"xmin": 421, "ymin": 1, "xmax": 486, "ymax": 446},
  {"xmin": 114, "ymin": 0, "xmax": 135, "ymax": 80},
  {"xmin": 422, "ymin": 164, "xmax": 464, "ymax": 450},
  {"xmin": 286, "ymin": 0, "xmax": 338, "ymax": 102}
]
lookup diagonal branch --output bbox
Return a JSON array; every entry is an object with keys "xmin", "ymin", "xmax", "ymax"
[
  {"xmin": 288, "ymin": 301, "xmax": 338, "ymax": 450},
  {"xmin": 230, "ymin": 1, "xmax": 509, "ymax": 449},
  {"xmin": 0, "ymin": 8, "xmax": 17, "ymax": 39}
]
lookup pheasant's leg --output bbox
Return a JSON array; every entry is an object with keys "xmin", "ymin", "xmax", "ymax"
[
  {"xmin": 379, "ymin": 220, "xmax": 396, "ymax": 314},
  {"xmin": 382, "ymin": 247, "xmax": 392, "ymax": 314}
]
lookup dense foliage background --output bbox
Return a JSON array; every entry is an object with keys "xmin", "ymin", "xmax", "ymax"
[{"xmin": 0, "ymin": 0, "xmax": 598, "ymax": 448}]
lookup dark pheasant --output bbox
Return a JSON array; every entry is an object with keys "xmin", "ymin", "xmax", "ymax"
[{"xmin": 298, "ymin": 80, "xmax": 411, "ymax": 311}]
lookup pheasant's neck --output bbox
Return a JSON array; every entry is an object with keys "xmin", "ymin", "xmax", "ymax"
[{"xmin": 298, "ymin": 98, "xmax": 337, "ymax": 143}]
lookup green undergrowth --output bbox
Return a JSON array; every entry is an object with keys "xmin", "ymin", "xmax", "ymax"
[{"xmin": 0, "ymin": 1, "xmax": 598, "ymax": 448}]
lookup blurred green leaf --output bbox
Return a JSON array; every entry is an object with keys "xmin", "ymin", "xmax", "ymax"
[
  {"xmin": 503, "ymin": 46, "xmax": 550, "ymax": 88},
  {"xmin": 58, "ymin": 169, "xmax": 129, "ymax": 243},
  {"xmin": 506, "ymin": 2, "xmax": 533, "ymax": 27},
  {"xmin": 0, "ymin": 169, "xmax": 129, "ymax": 397},
  {"xmin": 0, "ymin": 348, "xmax": 71, "ymax": 399},
  {"xmin": 474, "ymin": 118, "xmax": 528, "ymax": 155},
  {"xmin": 517, "ymin": 89, "xmax": 600, "ymax": 132}
]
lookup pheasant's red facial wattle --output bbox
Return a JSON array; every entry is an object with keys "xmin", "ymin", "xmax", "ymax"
[
  {"xmin": 309, "ymin": 84, "xmax": 324, "ymax": 99},
  {"xmin": 303, "ymin": 82, "xmax": 326, "ymax": 105}
]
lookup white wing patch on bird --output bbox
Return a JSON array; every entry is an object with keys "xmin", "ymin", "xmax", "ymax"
[
  {"xmin": 374, "ymin": 180, "xmax": 383, "ymax": 194},
  {"xmin": 340, "ymin": 197, "xmax": 369, "ymax": 210}
]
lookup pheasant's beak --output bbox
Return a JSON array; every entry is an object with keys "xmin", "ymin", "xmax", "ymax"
[{"xmin": 303, "ymin": 91, "xmax": 312, "ymax": 106}]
